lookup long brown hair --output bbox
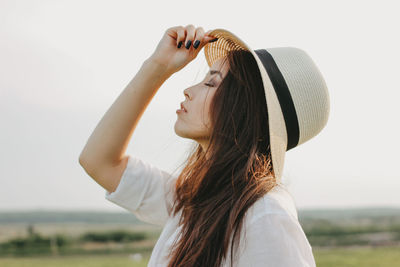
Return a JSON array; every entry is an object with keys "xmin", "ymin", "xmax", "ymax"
[{"xmin": 168, "ymin": 49, "xmax": 277, "ymax": 267}]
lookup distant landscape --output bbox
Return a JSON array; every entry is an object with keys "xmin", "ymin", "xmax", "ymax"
[{"xmin": 0, "ymin": 207, "xmax": 399, "ymax": 266}]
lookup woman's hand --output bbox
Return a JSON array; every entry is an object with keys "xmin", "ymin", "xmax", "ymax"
[{"xmin": 147, "ymin": 25, "xmax": 218, "ymax": 76}]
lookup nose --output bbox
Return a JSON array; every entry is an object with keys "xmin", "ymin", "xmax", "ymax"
[{"xmin": 184, "ymin": 88, "xmax": 191, "ymax": 100}]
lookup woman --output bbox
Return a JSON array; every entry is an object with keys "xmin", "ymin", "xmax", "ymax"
[{"xmin": 79, "ymin": 24, "xmax": 329, "ymax": 267}]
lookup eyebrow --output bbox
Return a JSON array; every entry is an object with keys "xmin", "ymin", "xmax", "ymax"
[{"xmin": 209, "ymin": 70, "xmax": 223, "ymax": 79}]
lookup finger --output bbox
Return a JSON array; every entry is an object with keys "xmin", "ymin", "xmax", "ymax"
[
  {"xmin": 184, "ymin": 24, "xmax": 196, "ymax": 50},
  {"xmin": 195, "ymin": 37, "xmax": 218, "ymax": 53},
  {"xmin": 205, "ymin": 29, "xmax": 213, "ymax": 37},
  {"xmin": 203, "ymin": 29, "xmax": 218, "ymax": 43},
  {"xmin": 175, "ymin": 26, "xmax": 185, "ymax": 48},
  {"xmin": 166, "ymin": 25, "xmax": 182, "ymax": 39},
  {"xmin": 192, "ymin": 27, "xmax": 205, "ymax": 49},
  {"xmin": 166, "ymin": 26, "xmax": 184, "ymax": 47},
  {"xmin": 194, "ymin": 29, "xmax": 218, "ymax": 50}
]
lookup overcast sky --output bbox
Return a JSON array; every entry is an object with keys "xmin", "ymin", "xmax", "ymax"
[{"xmin": 1, "ymin": 0, "xmax": 399, "ymax": 212}]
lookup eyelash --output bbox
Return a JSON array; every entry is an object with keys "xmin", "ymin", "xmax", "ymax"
[{"xmin": 204, "ymin": 82, "xmax": 214, "ymax": 87}]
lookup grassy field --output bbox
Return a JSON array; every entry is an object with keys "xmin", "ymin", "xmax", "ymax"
[
  {"xmin": 1, "ymin": 209, "xmax": 399, "ymax": 266},
  {"xmin": 0, "ymin": 253, "xmax": 148, "ymax": 267},
  {"xmin": 0, "ymin": 246, "xmax": 399, "ymax": 267},
  {"xmin": 314, "ymin": 246, "xmax": 400, "ymax": 267}
]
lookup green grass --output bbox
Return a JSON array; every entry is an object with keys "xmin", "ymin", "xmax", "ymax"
[
  {"xmin": 313, "ymin": 246, "xmax": 400, "ymax": 267},
  {"xmin": 0, "ymin": 247, "xmax": 399, "ymax": 267},
  {"xmin": 0, "ymin": 253, "xmax": 150, "ymax": 267}
]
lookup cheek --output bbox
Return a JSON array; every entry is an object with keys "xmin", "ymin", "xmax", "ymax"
[
  {"xmin": 201, "ymin": 92, "xmax": 215, "ymax": 124},
  {"xmin": 186, "ymin": 90, "xmax": 215, "ymax": 127}
]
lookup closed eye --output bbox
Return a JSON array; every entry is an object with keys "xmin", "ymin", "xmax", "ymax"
[{"xmin": 204, "ymin": 83, "xmax": 214, "ymax": 87}]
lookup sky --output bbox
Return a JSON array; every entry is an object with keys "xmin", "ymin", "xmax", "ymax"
[{"xmin": 1, "ymin": 0, "xmax": 399, "ymax": 212}]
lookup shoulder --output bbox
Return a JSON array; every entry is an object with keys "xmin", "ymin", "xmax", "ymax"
[
  {"xmin": 244, "ymin": 182, "xmax": 299, "ymax": 226},
  {"xmin": 232, "ymin": 184, "xmax": 316, "ymax": 266},
  {"xmin": 234, "ymin": 186, "xmax": 316, "ymax": 267}
]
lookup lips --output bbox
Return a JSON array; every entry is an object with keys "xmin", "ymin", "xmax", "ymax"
[{"xmin": 180, "ymin": 102, "xmax": 188, "ymax": 112}]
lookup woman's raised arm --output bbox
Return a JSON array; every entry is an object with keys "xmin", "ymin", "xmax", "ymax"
[
  {"xmin": 78, "ymin": 59, "xmax": 171, "ymax": 193},
  {"xmin": 79, "ymin": 25, "xmax": 216, "ymax": 193}
]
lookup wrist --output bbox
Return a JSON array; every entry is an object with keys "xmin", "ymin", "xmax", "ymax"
[{"xmin": 143, "ymin": 57, "xmax": 173, "ymax": 79}]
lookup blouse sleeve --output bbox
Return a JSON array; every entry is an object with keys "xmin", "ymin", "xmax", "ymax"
[
  {"xmin": 236, "ymin": 212, "xmax": 316, "ymax": 267},
  {"xmin": 104, "ymin": 155, "xmax": 178, "ymax": 227}
]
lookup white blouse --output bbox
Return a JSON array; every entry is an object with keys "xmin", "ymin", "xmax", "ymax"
[{"xmin": 105, "ymin": 155, "xmax": 316, "ymax": 267}]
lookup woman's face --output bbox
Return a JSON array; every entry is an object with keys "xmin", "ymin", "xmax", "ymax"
[{"xmin": 174, "ymin": 57, "xmax": 229, "ymax": 149}]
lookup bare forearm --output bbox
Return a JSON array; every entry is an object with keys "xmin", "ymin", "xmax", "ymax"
[{"xmin": 79, "ymin": 58, "xmax": 171, "ymax": 171}]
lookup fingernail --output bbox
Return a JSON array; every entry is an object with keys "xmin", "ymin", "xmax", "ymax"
[
  {"xmin": 185, "ymin": 40, "xmax": 192, "ymax": 49},
  {"xmin": 177, "ymin": 41, "xmax": 183, "ymax": 48},
  {"xmin": 193, "ymin": 40, "xmax": 200, "ymax": 49},
  {"xmin": 209, "ymin": 38, "xmax": 218, "ymax": 43}
]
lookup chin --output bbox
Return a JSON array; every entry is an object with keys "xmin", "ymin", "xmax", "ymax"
[
  {"xmin": 174, "ymin": 122, "xmax": 198, "ymax": 140},
  {"xmin": 174, "ymin": 121, "xmax": 189, "ymax": 138},
  {"xmin": 174, "ymin": 119, "xmax": 210, "ymax": 139}
]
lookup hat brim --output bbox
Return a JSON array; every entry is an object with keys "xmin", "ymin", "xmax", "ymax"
[{"xmin": 203, "ymin": 29, "xmax": 288, "ymax": 183}]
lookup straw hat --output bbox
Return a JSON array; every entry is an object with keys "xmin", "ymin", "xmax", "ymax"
[{"xmin": 203, "ymin": 29, "xmax": 330, "ymax": 182}]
